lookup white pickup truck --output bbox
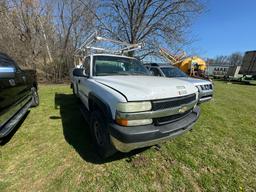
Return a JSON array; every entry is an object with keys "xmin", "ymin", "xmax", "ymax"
[{"xmin": 70, "ymin": 54, "xmax": 201, "ymax": 158}]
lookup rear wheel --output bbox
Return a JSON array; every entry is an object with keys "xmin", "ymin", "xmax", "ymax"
[
  {"xmin": 31, "ymin": 87, "xmax": 39, "ymax": 107},
  {"xmin": 90, "ymin": 110, "xmax": 116, "ymax": 158}
]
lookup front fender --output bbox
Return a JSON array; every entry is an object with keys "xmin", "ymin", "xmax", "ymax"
[
  {"xmin": 86, "ymin": 79, "xmax": 127, "ymax": 120},
  {"xmin": 88, "ymin": 93, "xmax": 113, "ymax": 122}
]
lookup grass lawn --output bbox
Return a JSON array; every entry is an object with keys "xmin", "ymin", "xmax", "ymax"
[{"xmin": 0, "ymin": 81, "xmax": 256, "ymax": 192}]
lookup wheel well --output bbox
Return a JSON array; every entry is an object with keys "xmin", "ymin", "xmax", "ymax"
[
  {"xmin": 89, "ymin": 99, "xmax": 101, "ymax": 113},
  {"xmin": 88, "ymin": 95, "xmax": 113, "ymax": 122}
]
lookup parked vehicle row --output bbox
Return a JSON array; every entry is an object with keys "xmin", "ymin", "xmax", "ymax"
[
  {"xmin": 0, "ymin": 50, "xmax": 212, "ymax": 159},
  {"xmin": 0, "ymin": 52, "xmax": 39, "ymax": 142},
  {"xmin": 70, "ymin": 53, "xmax": 212, "ymax": 158}
]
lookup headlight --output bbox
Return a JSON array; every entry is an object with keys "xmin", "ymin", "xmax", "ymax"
[
  {"xmin": 116, "ymin": 102, "xmax": 152, "ymax": 113},
  {"xmin": 116, "ymin": 101, "xmax": 152, "ymax": 126}
]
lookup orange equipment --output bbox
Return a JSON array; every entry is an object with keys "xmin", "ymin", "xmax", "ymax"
[{"xmin": 159, "ymin": 48, "xmax": 207, "ymax": 78}]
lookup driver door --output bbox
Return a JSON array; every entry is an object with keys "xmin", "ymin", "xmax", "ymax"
[{"xmin": 78, "ymin": 56, "xmax": 90, "ymax": 109}]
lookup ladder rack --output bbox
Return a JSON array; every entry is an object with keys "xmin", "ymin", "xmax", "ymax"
[
  {"xmin": 74, "ymin": 31, "xmax": 144, "ymax": 58},
  {"xmin": 159, "ymin": 48, "xmax": 186, "ymax": 65}
]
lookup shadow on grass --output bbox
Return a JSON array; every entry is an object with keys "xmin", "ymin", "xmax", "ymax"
[
  {"xmin": 226, "ymin": 81, "xmax": 256, "ymax": 86},
  {"xmin": 54, "ymin": 93, "xmax": 147, "ymax": 164},
  {"xmin": 0, "ymin": 111, "xmax": 30, "ymax": 146},
  {"xmin": 214, "ymin": 79, "xmax": 256, "ymax": 86}
]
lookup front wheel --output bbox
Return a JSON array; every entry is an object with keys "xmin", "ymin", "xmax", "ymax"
[
  {"xmin": 31, "ymin": 87, "xmax": 39, "ymax": 107},
  {"xmin": 90, "ymin": 110, "xmax": 116, "ymax": 158}
]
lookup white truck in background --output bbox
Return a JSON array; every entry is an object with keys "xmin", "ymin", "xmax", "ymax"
[{"xmin": 145, "ymin": 63, "xmax": 214, "ymax": 103}]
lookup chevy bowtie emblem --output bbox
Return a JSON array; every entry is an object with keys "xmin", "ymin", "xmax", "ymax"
[
  {"xmin": 178, "ymin": 90, "xmax": 187, "ymax": 95},
  {"xmin": 178, "ymin": 106, "xmax": 188, "ymax": 113},
  {"xmin": 176, "ymin": 86, "xmax": 187, "ymax": 95}
]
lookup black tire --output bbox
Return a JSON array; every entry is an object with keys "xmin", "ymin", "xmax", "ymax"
[
  {"xmin": 31, "ymin": 87, "xmax": 39, "ymax": 107},
  {"xmin": 90, "ymin": 110, "xmax": 116, "ymax": 158}
]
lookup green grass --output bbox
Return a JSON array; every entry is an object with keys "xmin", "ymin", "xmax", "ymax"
[{"xmin": 0, "ymin": 81, "xmax": 256, "ymax": 192}]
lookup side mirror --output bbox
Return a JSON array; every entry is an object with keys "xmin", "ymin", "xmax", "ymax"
[
  {"xmin": 0, "ymin": 66, "xmax": 16, "ymax": 78},
  {"xmin": 73, "ymin": 68, "xmax": 88, "ymax": 77}
]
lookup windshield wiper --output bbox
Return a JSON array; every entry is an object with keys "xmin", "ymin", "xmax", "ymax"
[{"xmin": 115, "ymin": 72, "xmax": 132, "ymax": 75}]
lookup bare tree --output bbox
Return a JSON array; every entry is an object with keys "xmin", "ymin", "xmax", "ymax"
[
  {"xmin": 51, "ymin": 0, "xmax": 95, "ymax": 81},
  {"xmin": 0, "ymin": 0, "xmax": 95, "ymax": 82},
  {"xmin": 214, "ymin": 55, "xmax": 229, "ymax": 65},
  {"xmin": 0, "ymin": 0, "xmax": 203, "ymax": 81},
  {"xmin": 229, "ymin": 52, "xmax": 243, "ymax": 66},
  {"xmin": 90, "ymin": 0, "xmax": 204, "ymax": 57},
  {"xmin": 207, "ymin": 52, "xmax": 243, "ymax": 66}
]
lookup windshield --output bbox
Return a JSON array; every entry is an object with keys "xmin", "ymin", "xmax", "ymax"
[
  {"xmin": 93, "ymin": 56, "xmax": 150, "ymax": 76},
  {"xmin": 161, "ymin": 67, "xmax": 188, "ymax": 77}
]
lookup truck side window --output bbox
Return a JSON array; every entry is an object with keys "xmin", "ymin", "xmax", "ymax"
[
  {"xmin": 150, "ymin": 68, "xmax": 162, "ymax": 76},
  {"xmin": 83, "ymin": 57, "xmax": 90, "ymax": 75}
]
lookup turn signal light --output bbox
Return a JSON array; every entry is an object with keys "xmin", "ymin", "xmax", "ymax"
[
  {"xmin": 116, "ymin": 118, "xmax": 129, "ymax": 126},
  {"xmin": 116, "ymin": 117, "xmax": 153, "ymax": 127}
]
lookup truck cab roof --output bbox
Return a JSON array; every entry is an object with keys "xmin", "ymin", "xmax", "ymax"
[{"xmin": 88, "ymin": 53, "xmax": 138, "ymax": 60}]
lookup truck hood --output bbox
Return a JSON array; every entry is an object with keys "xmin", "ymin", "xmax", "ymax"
[
  {"xmin": 177, "ymin": 77, "xmax": 212, "ymax": 86},
  {"xmin": 93, "ymin": 76, "xmax": 197, "ymax": 101}
]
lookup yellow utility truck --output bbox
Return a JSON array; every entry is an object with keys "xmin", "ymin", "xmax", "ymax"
[{"xmin": 160, "ymin": 48, "xmax": 208, "ymax": 79}]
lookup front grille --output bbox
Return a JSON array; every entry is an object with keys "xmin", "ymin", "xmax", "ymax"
[
  {"xmin": 152, "ymin": 94, "xmax": 196, "ymax": 111},
  {"xmin": 200, "ymin": 84, "xmax": 212, "ymax": 90},
  {"xmin": 154, "ymin": 110, "xmax": 192, "ymax": 125}
]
